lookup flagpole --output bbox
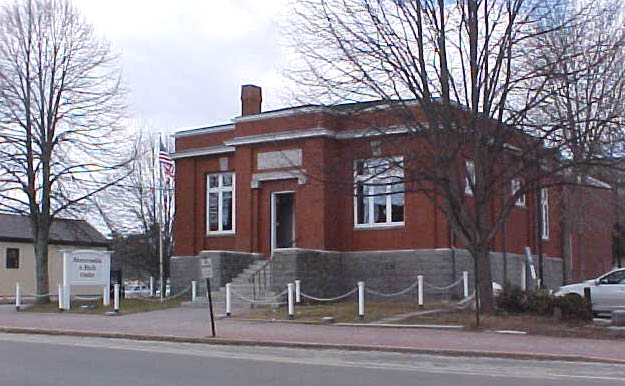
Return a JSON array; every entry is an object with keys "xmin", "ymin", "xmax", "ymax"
[{"xmin": 159, "ymin": 134, "xmax": 164, "ymax": 303}]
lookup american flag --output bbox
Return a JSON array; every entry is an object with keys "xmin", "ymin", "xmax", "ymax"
[{"xmin": 159, "ymin": 140, "xmax": 175, "ymax": 184}]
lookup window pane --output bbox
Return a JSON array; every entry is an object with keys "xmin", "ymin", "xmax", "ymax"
[
  {"xmin": 6, "ymin": 248, "xmax": 19, "ymax": 269},
  {"xmin": 208, "ymin": 175, "xmax": 219, "ymax": 188},
  {"xmin": 391, "ymin": 182, "xmax": 404, "ymax": 222},
  {"xmin": 208, "ymin": 193, "xmax": 219, "ymax": 231},
  {"xmin": 222, "ymin": 191, "xmax": 233, "ymax": 231},
  {"xmin": 222, "ymin": 174, "xmax": 233, "ymax": 187},
  {"xmin": 356, "ymin": 184, "xmax": 367, "ymax": 224},
  {"xmin": 373, "ymin": 185, "xmax": 387, "ymax": 223}
]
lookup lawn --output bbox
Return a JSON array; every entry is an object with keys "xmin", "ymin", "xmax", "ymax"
[
  {"xmin": 241, "ymin": 300, "xmax": 625, "ymax": 340},
  {"xmin": 242, "ymin": 300, "xmax": 441, "ymax": 323},
  {"xmin": 24, "ymin": 297, "xmax": 185, "ymax": 315}
]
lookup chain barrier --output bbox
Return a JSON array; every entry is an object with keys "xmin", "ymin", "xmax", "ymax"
[
  {"xmin": 131, "ymin": 286, "xmax": 191, "ymax": 302},
  {"xmin": 229, "ymin": 287, "xmax": 287, "ymax": 304},
  {"xmin": 73, "ymin": 295, "xmax": 103, "ymax": 301},
  {"xmin": 20, "ymin": 288, "xmax": 54, "ymax": 298},
  {"xmin": 365, "ymin": 279, "xmax": 420, "ymax": 297},
  {"xmin": 300, "ymin": 287, "xmax": 358, "ymax": 302},
  {"xmin": 423, "ymin": 277, "xmax": 464, "ymax": 292}
]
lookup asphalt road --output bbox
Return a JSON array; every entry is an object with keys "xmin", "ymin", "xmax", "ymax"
[{"xmin": 0, "ymin": 333, "xmax": 624, "ymax": 386}]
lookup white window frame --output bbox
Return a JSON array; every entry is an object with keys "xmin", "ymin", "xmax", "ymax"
[
  {"xmin": 541, "ymin": 187, "xmax": 549, "ymax": 240},
  {"xmin": 464, "ymin": 160, "xmax": 475, "ymax": 196},
  {"xmin": 354, "ymin": 156, "xmax": 405, "ymax": 228},
  {"xmin": 206, "ymin": 172, "xmax": 236, "ymax": 235},
  {"xmin": 511, "ymin": 178, "xmax": 525, "ymax": 207}
]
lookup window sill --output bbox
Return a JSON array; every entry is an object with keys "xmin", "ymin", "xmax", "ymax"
[
  {"xmin": 354, "ymin": 223, "xmax": 405, "ymax": 231},
  {"xmin": 515, "ymin": 203, "xmax": 526, "ymax": 209},
  {"xmin": 205, "ymin": 231, "xmax": 235, "ymax": 237}
]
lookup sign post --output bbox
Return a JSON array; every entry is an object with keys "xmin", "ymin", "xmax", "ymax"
[
  {"xmin": 62, "ymin": 250, "xmax": 111, "ymax": 310},
  {"xmin": 200, "ymin": 257, "xmax": 216, "ymax": 337}
]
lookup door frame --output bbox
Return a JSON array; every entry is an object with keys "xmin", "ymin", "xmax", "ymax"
[{"xmin": 271, "ymin": 191, "xmax": 296, "ymax": 251}]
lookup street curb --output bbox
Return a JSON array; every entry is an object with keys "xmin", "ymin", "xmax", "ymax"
[{"xmin": 1, "ymin": 326, "xmax": 624, "ymax": 365}]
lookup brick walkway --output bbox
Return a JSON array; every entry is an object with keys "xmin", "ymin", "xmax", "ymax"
[{"xmin": 0, "ymin": 305, "xmax": 623, "ymax": 363}]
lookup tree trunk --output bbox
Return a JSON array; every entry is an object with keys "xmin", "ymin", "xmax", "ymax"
[
  {"xmin": 34, "ymin": 233, "xmax": 51, "ymax": 304},
  {"xmin": 474, "ymin": 244, "xmax": 495, "ymax": 313}
]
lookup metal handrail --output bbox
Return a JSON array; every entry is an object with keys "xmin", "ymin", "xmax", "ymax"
[{"xmin": 248, "ymin": 259, "xmax": 272, "ymax": 300}]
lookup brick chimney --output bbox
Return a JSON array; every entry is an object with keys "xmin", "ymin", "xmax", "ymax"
[{"xmin": 241, "ymin": 84, "xmax": 262, "ymax": 116}]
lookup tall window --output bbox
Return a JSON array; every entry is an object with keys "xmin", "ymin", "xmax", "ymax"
[
  {"xmin": 206, "ymin": 173, "xmax": 235, "ymax": 234},
  {"xmin": 6, "ymin": 248, "xmax": 19, "ymax": 269},
  {"xmin": 511, "ymin": 178, "xmax": 525, "ymax": 207},
  {"xmin": 464, "ymin": 160, "xmax": 475, "ymax": 195},
  {"xmin": 354, "ymin": 157, "xmax": 404, "ymax": 227},
  {"xmin": 541, "ymin": 188, "xmax": 549, "ymax": 240}
]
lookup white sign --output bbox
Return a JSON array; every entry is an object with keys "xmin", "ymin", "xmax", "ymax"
[
  {"xmin": 64, "ymin": 250, "xmax": 111, "ymax": 286},
  {"xmin": 200, "ymin": 257, "xmax": 213, "ymax": 279},
  {"xmin": 62, "ymin": 249, "xmax": 111, "ymax": 310}
]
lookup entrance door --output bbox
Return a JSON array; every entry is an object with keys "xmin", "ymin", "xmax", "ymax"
[{"xmin": 272, "ymin": 192, "xmax": 295, "ymax": 249}]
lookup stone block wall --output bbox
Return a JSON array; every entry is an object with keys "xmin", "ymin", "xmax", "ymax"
[
  {"xmin": 270, "ymin": 248, "xmax": 564, "ymax": 303},
  {"xmin": 170, "ymin": 251, "xmax": 259, "ymax": 294}
]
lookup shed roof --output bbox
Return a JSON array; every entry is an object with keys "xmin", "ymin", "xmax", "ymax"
[{"xmin": 0, "ymin": 214, "xmax": 109, "ymax": 247}]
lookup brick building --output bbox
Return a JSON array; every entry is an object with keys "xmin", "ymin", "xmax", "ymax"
[{"xmin": 171, "ymin": 85, "xmax": 613, "ymax": 297}]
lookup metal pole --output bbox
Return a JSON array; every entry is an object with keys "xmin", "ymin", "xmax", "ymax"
[
  {"xmin": 226, "ymin": 283, "xmax": 232, "ymax": 317},
  {"xmin": 417, "ymin": 275, "xmax": 424, "ymax": 308},
  {"xmin": 357, "ymin": 281, "xmax": 365, "ymax": 320},
  {"xmin": 295, "ymin": 280, "xmax": 301, "ymax": 304},
  {"xmin": 114, "ymin": 283, "xmax": 120, "ymax": 313},
  {"xmin": 206, "ymin": 278, "xmax": 216, "ymax": 337},
  {"xmin": 287, "ymin": 283, "xmax": 294, "ymax": 320},
  {"xmin": 159, "ymin": 222, "xmax": 164, "ymax": 303},
  {"xmin": 15, "ymin": 283, "xmax": 21, "ymax": 311}
]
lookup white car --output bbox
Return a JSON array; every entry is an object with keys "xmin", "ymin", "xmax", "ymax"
[{"xmin": 554, "ymin": 268, "xmax": 625, "ymax": 313}]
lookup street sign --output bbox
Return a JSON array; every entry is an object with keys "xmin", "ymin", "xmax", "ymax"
[{"xmin": 200, "ymin": 257, "xmax": 213, "ymax": 279}]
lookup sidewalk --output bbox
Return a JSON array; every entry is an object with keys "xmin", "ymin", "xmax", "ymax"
[{"xmin": 0, "ymin": 305, "xmax": 623, "ymax": 364}]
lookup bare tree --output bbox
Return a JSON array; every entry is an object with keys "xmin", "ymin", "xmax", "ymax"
[
  {"xmin": 285, "ymin": 0, "xmax": 624, "ymax": 313},
  {"xmin": 93, "ymin": 126, "xmax": 175, "ymax": 283},
  {"xmin": 526, "ymin": 0, "xmax": 625, "ymax": 282},
  {"xmin": 0, "ymin": 0, "xmax": 129, "ymax": 302}
]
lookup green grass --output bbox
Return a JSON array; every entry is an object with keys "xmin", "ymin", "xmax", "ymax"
[
  {"xmin": 243, "ymin": 300, "xmax": 439, "ymax": 323},
  {"xmin": 24, "ymin": 297, "xmax": 186, "ymax": 315}
]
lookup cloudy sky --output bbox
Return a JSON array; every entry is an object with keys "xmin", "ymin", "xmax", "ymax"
[{"xmin": 73, "ymin": 0, "xmax": 290, "ymax": 133}]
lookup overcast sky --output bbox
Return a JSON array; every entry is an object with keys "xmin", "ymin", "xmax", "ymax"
[{"xmin": 73, "ymin": 0, "xmax": 289, "ymax": 133}]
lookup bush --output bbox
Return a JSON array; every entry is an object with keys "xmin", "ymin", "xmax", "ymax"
[
  {"xmin": 552, "ymin": 294, "xmax": 592, "ymax": 321},
  {"xmin": 495, "ymin": 283, "xmax": 590, "ymax": 321},
  {"xmin": 496, "ymin": 282, "xmax": 526, "ymax": 313}
]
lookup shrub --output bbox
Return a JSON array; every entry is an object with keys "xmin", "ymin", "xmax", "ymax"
[
  {"xmin": 552, "ymin": 294, "xmax": 592, "ymax": 321},
  {"xmin": 525, "ymin": 289, "xmax": 554, "ymax": 315},
  {"xmin": 496, "ymin": 282, "xmax": 527, "ymax": 313}
]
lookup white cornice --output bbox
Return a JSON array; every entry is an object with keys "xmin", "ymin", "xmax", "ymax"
[
  {"xmin": 224, "ymin": 127, "xmax": 335, "ymax": 146},
  {"xmin": 172, "ymin": 145, "xmax": 235, "ymax": 160},
  {"xmin": 233, "ymin": 106, "xmax": 325, "ymax": 123},
  {"xmin": 174, "ymin": 124, "xmax": 235, "ymax": 138},
  {"xmin": 335, "ymin": 125, "xmax": 411, "ymax": 139}
]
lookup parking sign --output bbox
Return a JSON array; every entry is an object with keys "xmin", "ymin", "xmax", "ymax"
[{"xmin": 200, "ymin": 257, "xmax": 213, "ymax": 279}]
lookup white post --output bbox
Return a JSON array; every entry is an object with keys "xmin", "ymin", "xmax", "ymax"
[
  {"xmin": 15, "ymin": 282, "xmax": 21, "ymax": 311},
  {"xmin": 150, "ymin": 276, "xmax": 154, "ymax": 297},
  {"xmin": 58, "ymin": 284, "xmax": 63, "ymax": 310},
  {"xmin": 287, "ymin": 283, "xmax": 294, "ymax": 320},
  {"xmin": 62, "ymin": 252, "xmax": 71, "ymax": 310},
  {"xmin": 417, "ymin": 275, "xmax": 424, "ymax": 308},
  {"xmin": 103, "ymin": 285, "xmax": 110, "ymax": 307},
  {"xmin": 357, "ymin": 281, "xmax": 365, "ymax": 320},
  {"xmin": 114, "ymin": 283, "xmax": 120, "ymax": 313},
  {"xmin": 463, "ymin": 271, "xmax": 469, "ymax": 298},
  {"xmin": 521, "ymin": 261, "xmax": 527, "ymax": 291},
  {"xmin": 226, "ymin": 283, "xmax": 232, "ymax": 317},
  {"xmin": 295, "ymin": 280, "xmax": 301, "ymax": 304},
  {"xmin": 192, "ymin": 280, "xmax": 197, "ymax": 302}
]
